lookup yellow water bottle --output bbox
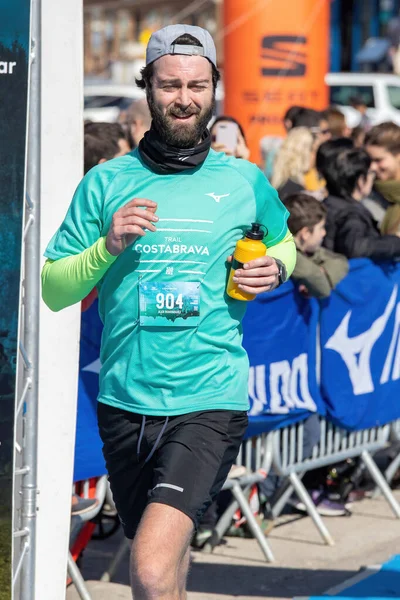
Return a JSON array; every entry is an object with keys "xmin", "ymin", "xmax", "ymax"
[{"xmin": 227, "ymin": 223, "xmax": 267, "ymax": 301}]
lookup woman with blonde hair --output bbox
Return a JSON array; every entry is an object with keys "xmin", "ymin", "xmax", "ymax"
[{"xmin": 271, "ymin": 127, "xmax": 315, "ymax": 199}]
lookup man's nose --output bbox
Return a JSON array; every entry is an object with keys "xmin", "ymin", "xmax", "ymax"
[{"xmin": 176, "ymin": 87, "xmax": 191, "ymax": 107}]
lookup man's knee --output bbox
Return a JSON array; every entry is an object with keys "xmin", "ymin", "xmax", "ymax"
[
  {"xmin": 131, "ymin": 551, "xmax": 176, "ymax": 596},
  {"xmin": 130, "ymin": 504, "xmax": 193, "ymax": 596}
]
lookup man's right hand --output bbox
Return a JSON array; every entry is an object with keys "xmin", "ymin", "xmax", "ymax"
[{"xmin": 106, "ymin": 198, "xmax": 158, "ymax": 256}]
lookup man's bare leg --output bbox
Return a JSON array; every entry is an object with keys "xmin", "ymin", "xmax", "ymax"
[
  {"xmin": 178, "ymin": 547, "xmax": 191, "ymax": 599},
  {"xmin": 130, "ymin": 503, "xmax": 194, "ymax": 600}
]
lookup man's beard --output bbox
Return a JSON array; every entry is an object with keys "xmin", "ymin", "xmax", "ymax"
[{"xmin": 147, "ymin": 90, "xmax": 215, "ymax": 149}]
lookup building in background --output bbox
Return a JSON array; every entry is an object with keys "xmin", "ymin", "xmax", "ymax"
[
  {"xmin": 83, "ymin": 0, "xmax": 221, "ymax": 83},
  {"xmin": 331, "ymin": 0, "xmax": 400, "ymax": 72},
  {"xmin": 83, "ymin": 0, "xmax": 400, "ymax": 86}
]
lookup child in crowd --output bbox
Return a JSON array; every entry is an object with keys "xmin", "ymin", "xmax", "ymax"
[{"xmin": 284, "ymin": 193, "xmax": 349, "ymax": 298}]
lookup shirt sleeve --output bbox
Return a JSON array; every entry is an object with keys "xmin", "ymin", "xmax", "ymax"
[
  {"xmin": 267, "ymin": 230, "xmax": 297, "ymax": 279},
  {"xmin": 253, "ymin": 167, "xmax": 289, "ymax": 247},
  {"xmin": 44, "ymin": 166, "xmax": 108, "ymax": 260},
  {"xmin": 41, "ymin": 237, "xmax": 117, "ymax": 312}
]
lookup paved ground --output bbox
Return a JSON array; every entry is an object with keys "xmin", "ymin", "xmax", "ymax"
[{"xmin": 66, "ymin": 490, "xmax": 400, "ymax": 600}]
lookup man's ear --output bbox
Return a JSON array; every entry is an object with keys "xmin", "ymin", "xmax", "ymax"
[{"xmin": 98, "ymin": 158, "xmax": 107, "ymax": 164}]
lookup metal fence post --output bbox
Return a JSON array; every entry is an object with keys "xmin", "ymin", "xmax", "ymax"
[{"xmin": 15, "ymin": 0, "xmax": 41, "ymax": 596}]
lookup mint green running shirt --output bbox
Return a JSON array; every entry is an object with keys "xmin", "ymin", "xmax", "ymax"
[{"xmin": 45, "ymin": 149, "xmax": 289, "ymax": 416}]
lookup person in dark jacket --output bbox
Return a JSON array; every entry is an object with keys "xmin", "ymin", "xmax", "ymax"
[
  {"xmin": 323, "ymin": 148, "xmax": 400, "ymax": 260},
  {"xmin": 317, "ymin": 138, "xmax": 389, "ymax": 223}
]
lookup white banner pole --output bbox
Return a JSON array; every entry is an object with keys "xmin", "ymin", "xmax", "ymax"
[{"xmin": 35, "ymin": 0, "xmax": 83, "ymax": 598}]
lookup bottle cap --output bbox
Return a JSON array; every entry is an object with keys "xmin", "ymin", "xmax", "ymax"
[{"xmin": 245, "ymin": 222, "xmax": 267, "ymax": 240}]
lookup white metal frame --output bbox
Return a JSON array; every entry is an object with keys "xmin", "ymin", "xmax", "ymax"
[
  {"xmin": 13, "ymin": 0, "xmax": 41, "ymax": 596},
  {"xmin": 271, "ymin": 418, "xmax": 400, "ymax": 546}
]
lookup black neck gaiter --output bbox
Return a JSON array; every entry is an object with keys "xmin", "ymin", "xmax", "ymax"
[{"xmin": 139, "ymin": 124, "xmax": 211, "ymax": 175}]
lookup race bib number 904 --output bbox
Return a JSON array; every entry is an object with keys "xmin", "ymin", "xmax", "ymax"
[{"xmin": 139, "ymin": 281, "xmax": 200, "ymax": 327}]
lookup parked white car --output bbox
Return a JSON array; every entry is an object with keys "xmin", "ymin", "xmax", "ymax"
[
  {"xmin": 84, "ymin": 84, "xmax": 145, "ymax": 122},
  {"xmin": 325, "ymin": 72, "xmax": 400, "ymax": 126}
]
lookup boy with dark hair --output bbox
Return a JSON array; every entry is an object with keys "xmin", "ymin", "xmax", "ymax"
[
  {"xmin": 84, "ymin": 122, "xmax": 130, "ymax": 174},
  {"xmin": 285, "ymin": 193, "xmax": 349, "ymax": 298}
]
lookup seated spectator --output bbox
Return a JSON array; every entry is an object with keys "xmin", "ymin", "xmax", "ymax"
[
  {"xmin": 210, "ymin": 115, "xmax": 250, "ymax": 160},
  {"xmin": 323, "ymin": 107, "xmax": 351, "ymax": 139},
  {"xmin": 272, "ymin": 127, "xmax": 315, "ymax": 198},
  {"xmin": 284, "ymin": 194, "xmax": 349, "ymax": 298},
  {"xmin": 366, "ymin": 122, "xmax": 400, "ymax": 232},
  {"xmin": 84, "ymin": 121, "xmax": 131, "ymax": 174},
  {"xmin": 323, "ymin": 148, "xmax": 400, "ymax": 259}
]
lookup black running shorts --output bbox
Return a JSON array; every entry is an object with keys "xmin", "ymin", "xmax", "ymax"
[{"xmin": 97, "ymin": 402, "xmax": 248, "ymax": 540}]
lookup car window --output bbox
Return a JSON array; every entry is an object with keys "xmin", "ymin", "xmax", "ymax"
[
  {"xmin": 329, "ymin": 85, "xmax": 375, "ymax": 108},
  {"xmin": 84, "ymin": 95, "xmax": 127, "ymax": 109},
  {"xmin": 119, "ymin": 97, "xmax": 137, "ymax": 110},
  {"xmin": 388, "ymin": 86, "xmax": 400, "ymax": 110}
]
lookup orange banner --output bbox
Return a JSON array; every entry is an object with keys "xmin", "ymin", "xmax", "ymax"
[{"xmin": 223, "ymin": 0, "xmax": 330, "ymax": 164}]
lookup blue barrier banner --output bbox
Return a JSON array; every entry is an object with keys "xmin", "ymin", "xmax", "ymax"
[
  {"xmin": 320, "ymin": 259, "xmax": 400, "ymax": 431},
  {"xmin": 244, "ymin": 280, "xmax": 325, "ymax": 437},
  {"xmin": 74, "ymin": 300, "xmax": 106, "ymax": 482}
]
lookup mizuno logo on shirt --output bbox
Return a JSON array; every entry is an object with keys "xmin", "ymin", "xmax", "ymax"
[{"xmin": 205, "ymin": 192, "xmax": 230, "ymax": 203}]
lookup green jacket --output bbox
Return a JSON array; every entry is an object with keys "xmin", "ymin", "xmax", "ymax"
[
  {"xmin": 292, "ymin": 247, "xmax": 349, "ymax": 299},
  {"xmin": 374, "ymin": 180, "xmax": 400, "ymax": 236}
]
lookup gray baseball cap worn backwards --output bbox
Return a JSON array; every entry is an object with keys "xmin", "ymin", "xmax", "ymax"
[{"xmin": 146, "ymin": 24, "xmax": 217, "ymax": 67}]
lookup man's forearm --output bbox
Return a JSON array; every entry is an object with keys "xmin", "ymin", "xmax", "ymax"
[{"xmin": 41, "ymin": 237, "xmax": 117, "ymax": 312}]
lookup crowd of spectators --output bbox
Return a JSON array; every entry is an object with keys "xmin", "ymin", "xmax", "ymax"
[{"xmin": 259, "ymin": 106, "xmax": 400, "ymax": 300}]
